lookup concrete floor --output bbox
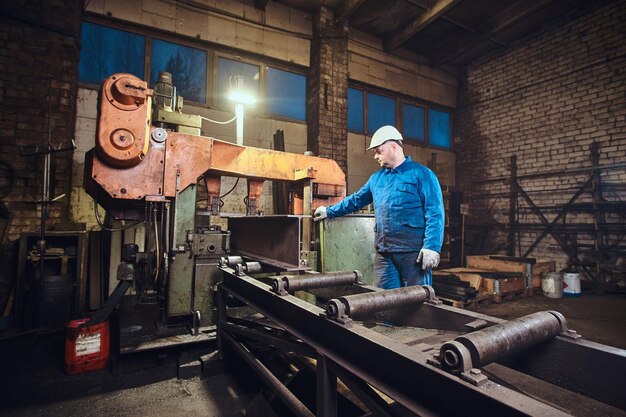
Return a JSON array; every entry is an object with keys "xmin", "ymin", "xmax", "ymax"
[{"xmin": 0, "ymin": 290, "xmax": 624, "ymax": 417}]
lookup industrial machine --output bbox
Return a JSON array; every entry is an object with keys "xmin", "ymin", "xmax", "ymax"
[
  {"xmin": 84, "ymin": 73, "xmax": 625, "ymax": 416},
  {"xmin": 84, "ymin": 72, "xmax": 345, "ymax": 351},
  {"xmin": 217, "ymin": 261, "xmax": 626, "ymax": 417}
]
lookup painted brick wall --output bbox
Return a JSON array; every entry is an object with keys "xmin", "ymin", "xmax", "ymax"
[
  {"xmin": 307, "ymin": 6, "xmax": 349, "ymax": 174},
  {"xmin": 455, "ymin": 0, "xmax": 626, "ymax": 273},
  {"xmin": 0, "ymin": 0, "xmax": 81, "ymax": 242}
]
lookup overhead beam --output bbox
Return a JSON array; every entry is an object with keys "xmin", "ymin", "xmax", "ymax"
[
  {"xmin": 429, "ymin": 0, "xmax": 557, "ymax": 67},
  {"xmin": 383, "ymin": 0, "xmax": 461, "ymax": 52},
  {"xmin": 334, "ymin": 0, "xmax": 366, "ymax": 24},
  {"xmin": 254, "ymin": 0, "xmax": 269, "ymax": 11},
  {"xmin": 404, "ymin": 0, "xmax": 508, "ymax": 47}
]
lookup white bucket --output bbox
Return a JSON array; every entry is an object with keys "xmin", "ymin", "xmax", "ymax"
[
  {"xmin": 542, "ymin": 272, "xmax": 563, "ymax": 299},
  {"xmin": 563, "ymin": 272, "xmax": 581, "ymax": 297}
]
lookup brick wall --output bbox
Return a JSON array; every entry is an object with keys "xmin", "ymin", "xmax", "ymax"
[
  {"xmin": 307, "ymin": 6, "xmax": 349, "ymax": 174},
  {"xmin": 455, "ymin": 0, "xmax": 626, "ymax": 273},
  {"xmin": 0, "ymin": 0, "xmax": 81, "ymax": 242}
]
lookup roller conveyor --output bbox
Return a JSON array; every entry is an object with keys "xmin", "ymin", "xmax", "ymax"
[{"xmin": 217, "ymin": 266, "xmax": 626, "ymax": 416}]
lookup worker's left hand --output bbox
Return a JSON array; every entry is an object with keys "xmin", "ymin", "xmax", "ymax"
[{"xmin": 417, "ymin": 248, "xmax": 440, "ymax": 270}]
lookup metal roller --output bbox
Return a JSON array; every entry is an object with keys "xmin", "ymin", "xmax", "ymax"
[
  {"xmin": 272, "ymin": 271, "xmax": 362, "ymax": 295},
  {"xmin": 326, "ymin": 285, "xmax": 434, "ymax": 324},
  {"xmin": 439, "ymin": 311, "xmax": 566, "ymax": 374},
  {"xmin": 235, "ymin": 261, "xmax": 262, "ymax": 275},
  {"xmin": 219, "ymin": 256, "xmax": 243, "ymax": 267}
]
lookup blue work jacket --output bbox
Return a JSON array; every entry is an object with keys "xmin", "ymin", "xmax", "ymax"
[{"xmin": 327, "ymin": 156, "xmax": 445, "ymax": 253}]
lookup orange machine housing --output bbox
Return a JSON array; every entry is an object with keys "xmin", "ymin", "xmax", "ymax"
[{"xmin": 85, "ymin": 73, "xmax": 346, "ymax": 217}]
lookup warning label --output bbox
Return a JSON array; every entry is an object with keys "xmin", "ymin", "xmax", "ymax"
[{"xmin": 75, "ymin": 333, "xmax": 101, "ymax": 356}]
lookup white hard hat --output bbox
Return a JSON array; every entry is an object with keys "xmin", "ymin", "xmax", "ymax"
[{"xmin": 367, "ymin": 125, "xmax": 403, "ymax": 150}]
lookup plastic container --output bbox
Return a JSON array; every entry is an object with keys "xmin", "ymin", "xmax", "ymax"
[
  {"xmin": 542, "ymin": 272, "xmax": 563, "ymax": 299},
  {"xmin": 64, "ymin": 318, "xmax": 110, "ymax": 375},
  {"xmin": 563, "ymin": 272, "xmax": 581, "ymax": 297}
]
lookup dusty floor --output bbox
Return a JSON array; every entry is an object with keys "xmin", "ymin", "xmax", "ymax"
[{"xmin": 0, "ymin": 290, "xmax": 624, "ymax": 416}]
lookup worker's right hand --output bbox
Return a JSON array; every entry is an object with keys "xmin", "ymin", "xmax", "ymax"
[{"xmin": 313, "ymin": 206, "xmax": 328, "ymax": 222}]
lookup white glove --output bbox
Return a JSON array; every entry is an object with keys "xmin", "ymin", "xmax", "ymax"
[
  {"xmin": 313, "ymin": 206, "xmax": 328, "ymax": 222},
  {"xmin": 417, "ymin": 248, "xmax": 440, "ymax": 270}
]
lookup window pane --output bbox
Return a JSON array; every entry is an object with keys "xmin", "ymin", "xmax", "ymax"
[
  {"xmin": 267, "ymin": 67, "xmax": 305, "ymax": 120},
  {"xmin": 217, "ymin": 57, "xmax": 260, "ymax": 108},
  {"xmin": 348, "ymin": 88, "xmax": 364, "ymax": 133},
  {"xmin": 429, "ymin": 109, "xmax": 451, "ymax": 148},
  {"xmin": 79, "ymin": 22, "xmax": 145, "ymax": 84},
  {"xmin": 150, "ymin": 39, "xmax": 207, "ymax": 103},
  {"xmin": 367, "ymin": 93, "xmax": 396, "ymax": 134},
  {"xmin": 402, "ymin": 104, "xmax": 425, "ymax": 142}
]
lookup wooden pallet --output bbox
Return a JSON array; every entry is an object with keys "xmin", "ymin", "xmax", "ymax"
[{"xmin": 438, "ymin": 293, "xmax": 492, "ymax": 309}]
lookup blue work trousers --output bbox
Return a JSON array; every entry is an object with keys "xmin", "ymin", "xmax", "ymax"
[{"xmin": 374, "ymin": 251, "xmax": 432, "ymax": 289}]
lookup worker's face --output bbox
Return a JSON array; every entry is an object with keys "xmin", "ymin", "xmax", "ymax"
[{"xmin": 373, "ymin": 141, "xmax": 393, "ymax": 167}]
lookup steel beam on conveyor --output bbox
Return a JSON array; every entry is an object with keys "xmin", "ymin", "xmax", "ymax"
[{"xmin": 217, "ymin": 268, "xmax": 571, "ymax": 416}]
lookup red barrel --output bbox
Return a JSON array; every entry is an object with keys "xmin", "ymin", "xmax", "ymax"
[{"xmin": 64, "ymin": 318, "xmax": 109, "ymax": 375}]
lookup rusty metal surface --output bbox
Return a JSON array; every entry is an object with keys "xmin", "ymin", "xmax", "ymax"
[
  {"xmin": 453, "ymin": 311, "xmax": 562, "ymax": 368},
  {"xmin": 88, "ymin": 143, "xmax": 165, "ymax": 201},
  {"xmin": 89, "ymin": 73, "xmax": 346, "ymax": 212},
  {"xmin": 219, "ymin": 267, "xmax": 626, "ymax": 412},
  {"xmin": 97, "ymin": 74, "xmax": 152, "ymax": 168},
  {"xmin": 329, "ymin": 286, "xmax": 430, "ymax": 319},
  {"xmin": 162, "ymin": 134, "xmax": 346, "ymax": 201},
  {"xmin": 218, "ymin": 268, "xmax": 574, "ymax": 416},
  {"xmin": 228, "ymin": 216, "xmax": 302, "ymax": 268},
  {"xmin": 277, "ymin": 271, "xmax": 362, "ymax": 293}
]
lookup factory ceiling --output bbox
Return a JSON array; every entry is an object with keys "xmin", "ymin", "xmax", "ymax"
[{"xmin": 261, "ymin": 0, "xmax": 597, "ymax": 69}]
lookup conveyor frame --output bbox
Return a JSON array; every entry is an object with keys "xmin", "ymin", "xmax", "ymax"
[{"xmin": 217, "ymin": 267, "xmax": 626, "ymax": 416}]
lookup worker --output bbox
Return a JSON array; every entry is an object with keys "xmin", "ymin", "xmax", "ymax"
[{"xmin": 314, "ymin": 125, "xmax": 444, "ymax": 289}]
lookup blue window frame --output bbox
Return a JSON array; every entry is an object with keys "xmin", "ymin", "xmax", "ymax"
[
  {"xmin": 429, "ymin": 109, "xmax": 451, "ymax": 148},
  {"xmin": 79, "ymin": 22, "xmax": 145, "ymax": 84},
  {"xmin": 267, "ymin": 67, "xmax": 306, "ymax": 121},
  {"xmin": 150, "ymin": 39, "xmax": 207, "ymax": 104},
  {"xmin": 216, "ymin": 57, "xmax": 260, "ymax": 108},
  {"xmin": 367, "ymin": 93, "xmax": 396, "ymax": 134},
  {"xmin": 348, "ymin": 88, "xmax": 364, "ymax": 133},
  {"xmin": 402, "ymin": 103, "xmax": 425, "ymax": 142}
]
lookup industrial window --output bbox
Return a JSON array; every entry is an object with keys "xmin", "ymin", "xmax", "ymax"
[
  {"xmin": 150, "ymin": 39, "xmax": 207, "ymax": 104},
  {"xmin": 367, "ymin": 93, "xmax": 396, "ymax": 134},
  {"xmin": 428, "ymin": 109, "xmax": 451, "ymax": 149},
  {"xmin": 402, "ymin": 103, "xmax": 425, "ymax": 142},
  {"xmin": 347, "ymin": 84, "xmax": 452, "ymax": 149},
  {"xmin": 216, "ymin": 57, "xmax": 260, "ymax": 109},
  {"xmin": 78, "ymin": 22, "xmax": 145, "ymax": 85},
  {"xmin": 266, "ymin": 67, "xmax": 306, "ymax": 121},
  {"xmin": 348, "ymin": 88, "xmax": 364, "ymax": 133}
]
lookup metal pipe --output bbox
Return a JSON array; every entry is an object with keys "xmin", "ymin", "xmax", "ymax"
[
  {"xmin": 273, "ymin": 271, "xmax": 362, "ymax": 294},
  {"xmin": 440, "ymin": 311, "xmax": 564, "ymax": 374},
  {"xmin": 326, "ymin": 286, "xmax": 431, "ymax": 319},
  {"xmin": 220, "ymin": 331, "xmax": 315, "ymax": 417}
]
